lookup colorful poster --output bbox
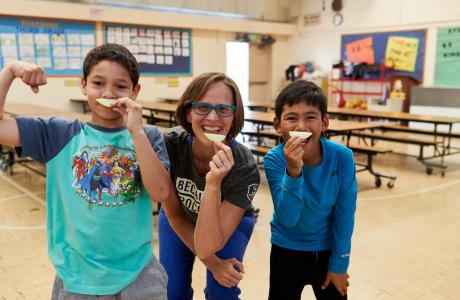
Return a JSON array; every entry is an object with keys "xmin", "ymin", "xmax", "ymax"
[
  {"xmin": 341, "ymin": 30, "xmax": 426, "ymax": 81},
  {"xmin": 345, "ymin": 37, "xmax": 375, "ymax": 64},
  {"xmin": 0, "ymin": 17, "xmax": 95, "ymax": 74},
  {"xmin": 385, "ymin": 36, "xmax": 419, "ymax": 72},
  {"xmin": 105, "ymin": 24, "xmax": 191, "ymax": 75},
  {"xmin": 434, "ymin": 27, "xmax": 460, "ymax": 87}
]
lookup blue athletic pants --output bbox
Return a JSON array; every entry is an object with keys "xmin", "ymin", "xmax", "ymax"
[{"xmin": 158, "ymin": 209, "xmax": 255, "ymax": 300}]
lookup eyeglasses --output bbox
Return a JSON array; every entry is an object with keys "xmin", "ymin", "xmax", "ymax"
[{"xmin": 191, "ymin": 102, "xmax": 236, "ymax": 117}]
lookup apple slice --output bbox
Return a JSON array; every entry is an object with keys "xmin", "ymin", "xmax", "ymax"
[
  {"xmin": 96, "ymin": 98, "xmax": 117, "ymax": 108},
  {"xmin": 289, "ymin": 131, "xmax": 312, "ymax": 140},
  {"xmin": 204, "ymin": 133, "xmax": 226, "ymax": 142}
]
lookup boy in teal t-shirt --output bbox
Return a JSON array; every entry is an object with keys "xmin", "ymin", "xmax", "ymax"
[{"xmin": 0, "ymin": 44, "xmax": 170, "ymax": 298}]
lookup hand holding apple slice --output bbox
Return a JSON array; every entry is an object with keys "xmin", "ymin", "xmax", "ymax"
[
  {"xmin": 96, "ymin": 98, "xmax": 117, "ymax": 108},
  {"xmin": 289, "ymin": 131, "xmax": 312, "ymax": 141},
  {"xmin": 204, "ymin": 133, "xmax": 226, "ymax": 142}
]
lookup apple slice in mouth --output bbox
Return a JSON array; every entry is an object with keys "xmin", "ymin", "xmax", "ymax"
[
  {"xmin": 96, "ymin": 98, "xmax": 117, "ymax": 108},
  {"xmin": 289, "ymin": 131, "xmax": 313, "ymax": 141},
  {"xmin": 204, "ymin": 133, "xmax": 226, "ymax": 142}
]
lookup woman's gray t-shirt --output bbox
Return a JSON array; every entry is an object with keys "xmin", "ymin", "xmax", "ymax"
[{"xmin": 164, "ymin": 127, "xmax": 260, "ymax": 224}]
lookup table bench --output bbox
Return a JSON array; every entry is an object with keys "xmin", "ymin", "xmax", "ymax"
[
  {"xmin": 351, "ymin": 130, "xmax": 446, "ymax": 175},
  {"xmin": 348, "ymin": 144, "xmax": 396, "ymax": 188},
  {"xmin": 383, "ymin": 124, "xmax": 460, "ymax": 139}
]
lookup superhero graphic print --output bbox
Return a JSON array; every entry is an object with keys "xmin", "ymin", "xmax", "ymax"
[{"xmin": 71, "ymin": 145, "xmax": 141, "ymax": 207}]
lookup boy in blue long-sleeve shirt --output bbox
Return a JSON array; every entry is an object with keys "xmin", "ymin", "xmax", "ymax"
[{"xmin": 264, "ymin": 80, "xmax": 357, "ymax": 300}]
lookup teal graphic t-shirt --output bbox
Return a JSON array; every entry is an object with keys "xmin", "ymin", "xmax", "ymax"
[{"xmin": 15, "ymin": 117, "xmax": 170, "ymax": 295}]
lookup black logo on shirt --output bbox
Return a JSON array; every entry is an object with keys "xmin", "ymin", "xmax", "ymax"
[{"xmin": 247, "ymin": 184, "xmax": 259, "ymax": 202}]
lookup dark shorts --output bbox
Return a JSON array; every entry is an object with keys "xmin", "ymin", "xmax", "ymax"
[{"xmin": 269, "ymin": 244, "xmax": 347, "ymax": 300}]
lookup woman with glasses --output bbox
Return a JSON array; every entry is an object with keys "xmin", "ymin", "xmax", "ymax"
[{"xmin": 159, "ymin": 72, "xmax": 261, "ymax": 300}]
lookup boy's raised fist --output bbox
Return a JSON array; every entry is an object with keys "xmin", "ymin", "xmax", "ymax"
[{"xmin": 9, "ymin": 61, "xmax": 47, "ymax": 93}]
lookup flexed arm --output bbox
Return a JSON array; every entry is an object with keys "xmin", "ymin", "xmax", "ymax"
[
  {"xmin": 195, "ymin": 141, "xmax": 245, "ymax": 258},
  {"xmin": 194, "ymin": 141, "xmax": 246, "ymax": 286},
  {"xmin": 164, "ymin": 173, "xmax": 245, "ymax": 288},
  {"xmin": 0, "ymin": 61, "xmax": 47, "ymax": 147}
]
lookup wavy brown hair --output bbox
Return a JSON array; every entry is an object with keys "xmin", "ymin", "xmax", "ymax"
[{"xmin": 175, "ymin": 72, "xmax": 244, "ymax": 142}]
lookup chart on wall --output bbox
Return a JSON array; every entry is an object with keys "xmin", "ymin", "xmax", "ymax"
[
  {"xmin": 341, "ymin": 29, "xmax": 426, "ymax": 81},
  {"xmin": 105, "ymin": 24, "xmax": 191, "ymax": 75},
  {"xmin": 0, "ymin": 17, "xmax": 96, "ymax": 75},
  {"xmin": 434, "ymin": 27, "xmax": 460, "ymax": 87}
]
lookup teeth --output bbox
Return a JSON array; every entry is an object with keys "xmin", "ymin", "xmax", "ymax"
[{"xmin": 203, "ymin": 126, "xmax": 221, "ymax": 133}]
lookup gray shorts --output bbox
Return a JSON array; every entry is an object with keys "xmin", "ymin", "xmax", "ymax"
[{"xmin": 51, "ymin": 256, "xmax": 168, "ymax": 300}]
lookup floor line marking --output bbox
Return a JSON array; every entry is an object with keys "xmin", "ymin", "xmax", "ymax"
[
  {"xmin": 0, "ymin": 192, "xmax": 45, "ymax": 203},
  {"xmin": 0, "ymin": 172, "xmax": 46, "ymax": 207},
  {"xmin": 0, "ymin": 225, "xmax": 45, "ymax": 230},
  {"xmin": 359, "ymin": 178, "xmax": 460, "ymax": 201}
]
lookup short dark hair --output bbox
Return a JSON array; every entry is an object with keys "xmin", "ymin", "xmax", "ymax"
[
  {"xmin": 82, "ymin": 43, "xmax": 140, "ymax": 87},
  {"xmin": 274, "ymin": 80, "xmax": 327, "ymax": 119},
  {"xmin": 175, "ymin": 72, "xmax": 244, "ymax": 142}
]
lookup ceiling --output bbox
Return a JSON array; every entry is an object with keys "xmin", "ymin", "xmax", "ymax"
[{"xmin": 30, "ymin": 0, "xmax": 302, "ymax": 22}]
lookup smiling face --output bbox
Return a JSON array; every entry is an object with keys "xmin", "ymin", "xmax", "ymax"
[
  {"xmin": 81, "ymin": 60, "xmax": 140, "ymax": 127},
  {"xmin": 186, "ymin": 81, "xmax": 234, "ymax": 147},
  {"xmin": 274, "ymin": 101, "xmax": 329, "ymax": 161}
]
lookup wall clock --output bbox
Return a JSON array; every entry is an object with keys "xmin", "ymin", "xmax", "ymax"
[{"xmin": 333, "ymin": 12, "xmax": 343, "ymax": 26}]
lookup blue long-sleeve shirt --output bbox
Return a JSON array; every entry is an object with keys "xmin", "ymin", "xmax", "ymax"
[{"xmin": 264, "ymin": 138, "xmax": 357, "ymax": 274}]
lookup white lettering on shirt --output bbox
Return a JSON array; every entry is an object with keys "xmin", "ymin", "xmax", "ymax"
[{"xmin": 176, "ymin": 177, "xmax": 203, "ymax": 213}]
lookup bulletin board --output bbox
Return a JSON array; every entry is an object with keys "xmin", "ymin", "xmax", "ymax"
[
  {"xmin": 434, "ymin": 26, "xmax": 460, "ymax": 87},
  {"xmin": 341, "ymin": 29, "xmax": 426, "ymax": 81},
  {"xmin": 104, "ymin": 24, "xmax": 192, "ymax": 75},
  {"xmin": 0, "ymin": 17, "xmax": 96, "ymax": 75}
]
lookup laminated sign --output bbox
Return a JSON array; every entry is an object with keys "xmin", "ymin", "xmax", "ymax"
[
  {"xmin": 385, "ymin": 36, "xmax": 419, "ymax": 72},
  {"xmin": 346, "ymin": 36, "xmax": 375, "ymax": 64}
]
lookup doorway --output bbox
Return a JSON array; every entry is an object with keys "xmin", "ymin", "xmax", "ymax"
[{"xmin": 226, "ymin": 41, "xmax": 249, "ymax": 104}]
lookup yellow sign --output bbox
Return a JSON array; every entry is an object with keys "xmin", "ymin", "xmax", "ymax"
[
  {"xmin": 385, "ymin": 36, "xmax": 419, "ymax": 72},
  {"xmin": 64, "ymin": 80, "xmax": 80, "ymax": 87},
  {"xmin": 155, "ymin": 77, "xmax": 167, "ymax": 84},
  {"xmin": 168, "ymin": 77, "xmax": 179, "ymax": 88}
]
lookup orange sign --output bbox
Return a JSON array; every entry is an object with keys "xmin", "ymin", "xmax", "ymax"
[{"xmin": 346, "ymin": 37, "xmax": 375, "ymax": 64}]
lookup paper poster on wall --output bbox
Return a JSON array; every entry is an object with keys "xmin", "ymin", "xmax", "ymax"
[
  {"xmin": 0, "ymin": 17, "xmax": 95, "ymax": 75},
  {"xmin": 385, "ymin": 36, "xmax": 418, "ymax": 72},
  {"xmin": 434, "ymin": 27, "xmax": 460, "ymax": 87},
  {"xmin": 341, "ymin": 29, "xmax": 426, "ymax": 81},
  {"xmin": 345, "ymin": 37, "xmax": 375, "ymax": 64},
  {"xmin": 104, "ymin": 24, "xmax": 191, "ymax": 75}
]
